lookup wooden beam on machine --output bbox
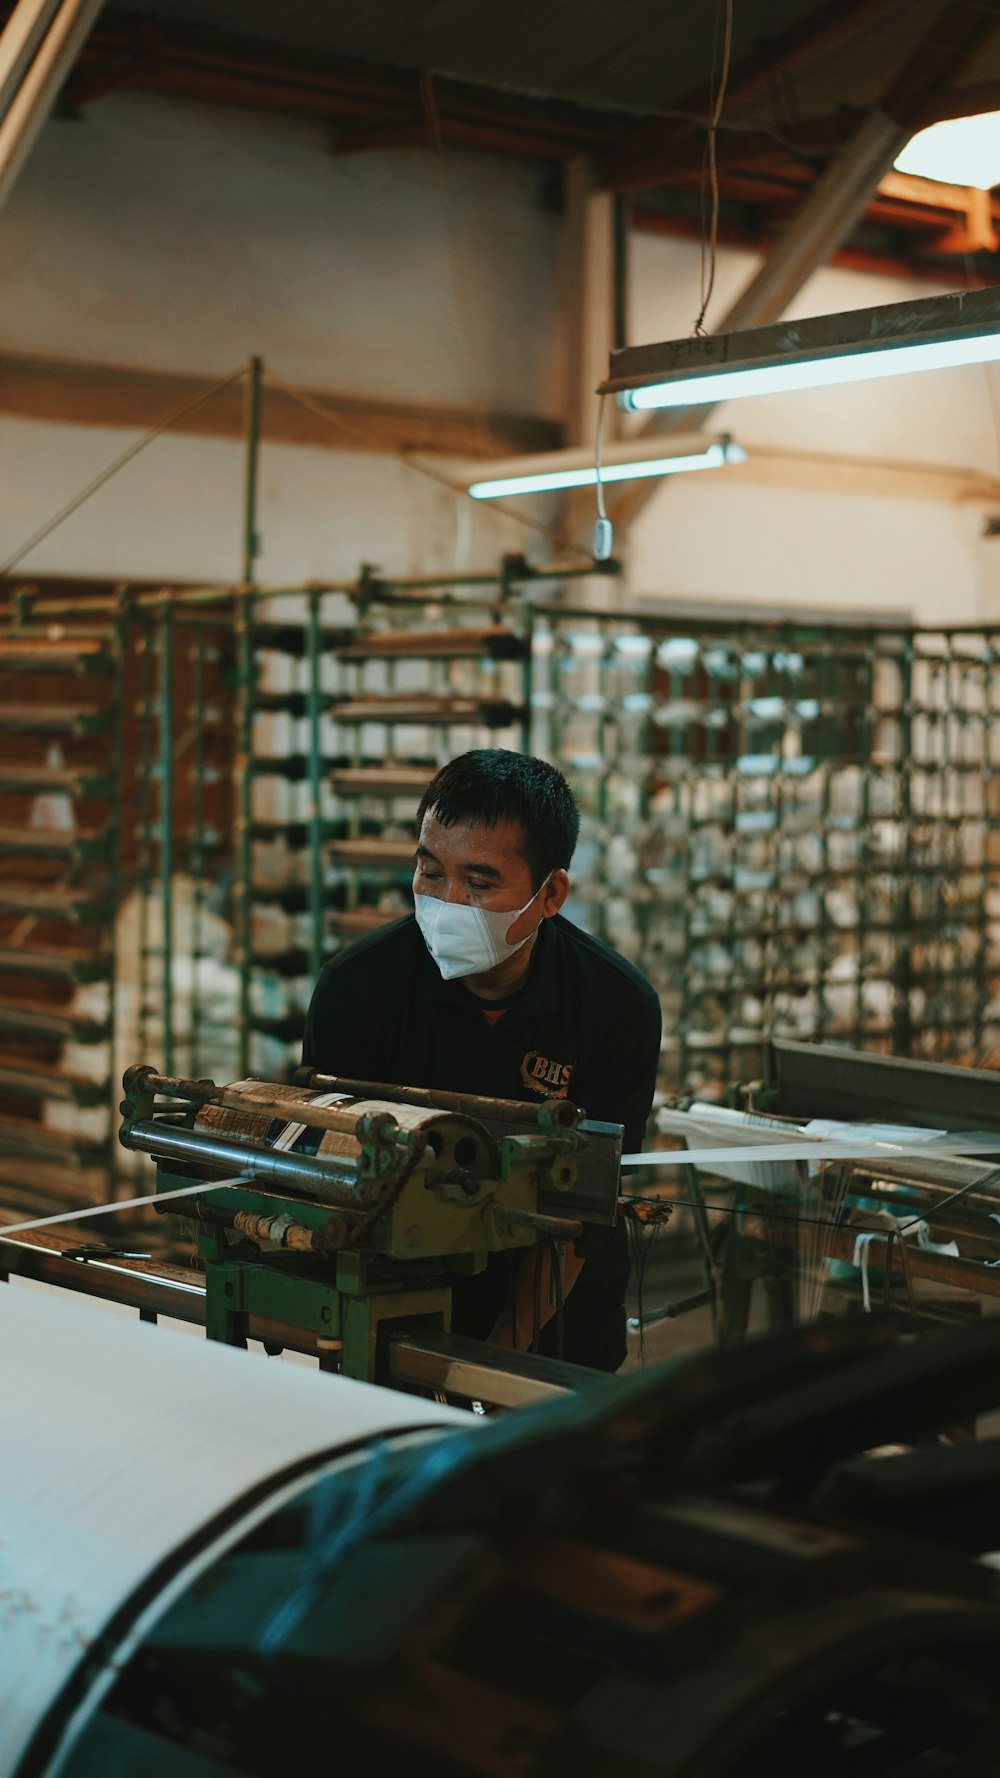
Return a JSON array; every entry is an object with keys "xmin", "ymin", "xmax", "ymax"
[{"xmin": 0, "ymin": 349, "xmax": 564, "ymax": 459}]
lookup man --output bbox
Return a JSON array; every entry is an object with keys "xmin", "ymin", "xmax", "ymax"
[{"xmin": 302, "ymin": 749, "xmax": 661, "ymax": 1372}]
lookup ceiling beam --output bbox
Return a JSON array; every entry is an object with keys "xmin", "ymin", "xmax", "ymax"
[
  {"xmin": 631, "ymin": 204, "xmax": 952, "ymax": 284},
  {"xmin": 53, "ymin": 12, "xmax": 614, "ymax": 156},
  {"xmin": 0, "ymin": 0, "xmax": 105, "ymax": 215},
  {"xmin": 726, "ymin": 443, "xmax": 1000, "ymax": 506},
  {"xmin": 879, "ymin": 3, "xmax": 1000, "ymax": 127},
  {"xmin": 0, "ymin": 350, "xmax": 563, "ymax": 459},
  {"xmin": 604, "ymin": 112, "xmax": 856, "ymax": 193},
  {"xmin": 330, "ymin": 115, "xmax": 585, "ymax": 163},
  {"xmin": 920, "ymin": 79, "xmax": 1000, "ymax": 125},
  {"xmin": 602, "ymin": 0, "xmax": 897, "ymax": 194}
]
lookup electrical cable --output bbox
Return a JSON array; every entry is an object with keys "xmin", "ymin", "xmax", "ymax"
[
  {"xmin": 0, "ymin": 365, "xmax": 248, "ymax": 580},
  {"xmin": 625, "ymin": 1215, "xmax": 657, "ymax": 1364},
  {"xmin": 595, "ymin": 394, "xmax": 608, "ymax": 525},
  {"xmin": 530, "ymin": 1246, "xmax": 543, "ymax": 1353},
  {"xmin": 591, "ymin": 391, "xmax": 614, "ymax": 557},
  {"xmin": 263, "ymin": 367, "xmax": 593, "ymax": 562},
  {"xmin": 693, "ymin": 0, "xmax": 735, "ymax": 337},
  {"xmin": 545, "ymin": 1236, "xmax": 565, "ymax": 1362}
]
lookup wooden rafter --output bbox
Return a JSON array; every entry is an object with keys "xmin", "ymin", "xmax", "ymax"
[
  {"xmin": 52, "ymin": 10, "xmax": 615, "ymax": 160},
  {"xmin": 0, "ymin": 351, "xmax": 563, "ymax": 459},
  {"xmin": 630, "ymin": 205, "xmax": 954, "ymax": 285},
  {"xmin": 880, "ymin": 3, "xmax": 1000, "ymax": 126},
  {"xmin": 602, "ymin": 0, "xmax": 899, "ymax": 194}
]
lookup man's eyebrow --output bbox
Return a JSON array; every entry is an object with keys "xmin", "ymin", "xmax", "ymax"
[{"xmin": 415, "ymin": 843, "xmax": 502, "ymax": 881}]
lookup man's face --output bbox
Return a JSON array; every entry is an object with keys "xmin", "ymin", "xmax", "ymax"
[{"xmin": 414, "ymin": 809, "xmax": 560, "ymax": 946}]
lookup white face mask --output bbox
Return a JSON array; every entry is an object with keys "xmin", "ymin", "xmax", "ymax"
[{"xmin": 414, "ymin": 879, "xmax": 549, "ymax": 981}]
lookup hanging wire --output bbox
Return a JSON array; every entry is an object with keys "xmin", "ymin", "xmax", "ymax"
[
  {"xmin": 594, "ymin": 392, "xmax": 608, "ymax": 525},
  {"xmin": 262, "ymin": 366, "xmax": 593, "ymax": 561},
  {"xmin": 0, "ymin": 365, "xmax": 248, "ymax": 580},
  {"xmin": 693, "ymin": 0, "xmax": 735, "ymax": 337},
  {"xmin": 545, "ymin": 1237, "xmax": 565, "ymax": 1362}
]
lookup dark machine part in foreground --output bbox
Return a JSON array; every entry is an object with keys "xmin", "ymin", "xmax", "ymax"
[
  {"xmin": 118, "ymin": 1064, "xmax": 623, "ymax": 1385},
  {"xmin": 54, "ymin": 1313, "xmax": 1000, "ymax": 1778}
]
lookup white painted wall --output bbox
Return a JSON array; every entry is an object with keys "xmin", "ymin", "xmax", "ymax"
[
  {"xmin": 0, "ymin": 415, "xmax": 538, "ymax": 584},
  {"xmin": 0, "ymin": 92, "xmax": 567, "ymax": 582},
  {"xmin": 1, "ymin": 89, "xmax": 999, "ymax": 621},
  {"xmin": 1, "ymin": 93, "xmax": 566, "ymax": 415}
]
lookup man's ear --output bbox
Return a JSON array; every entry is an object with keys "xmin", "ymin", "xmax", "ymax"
[{"xmin": 541, "ymin": 869, "xmax": 570, "ymax": 918}]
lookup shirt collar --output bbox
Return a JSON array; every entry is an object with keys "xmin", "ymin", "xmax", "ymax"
[{"xmin": 420, "ymin": 912, "xmax": 560, "ymax": 1017}]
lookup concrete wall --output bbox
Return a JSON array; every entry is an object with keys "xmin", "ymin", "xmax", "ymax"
[{"xmin": 1, "ymin": 89, "xmax": 999, "ymax": 622}]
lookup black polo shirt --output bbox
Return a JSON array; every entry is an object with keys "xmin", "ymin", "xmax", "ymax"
[{"xmin": 302, "ymin": 912, "xmax": 662, "ymax": 1370}]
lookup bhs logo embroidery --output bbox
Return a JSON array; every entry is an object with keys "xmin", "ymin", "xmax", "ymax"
[{"xmin": 520, "ymin": 1050, "xmax": 573, "ymax": 1099}]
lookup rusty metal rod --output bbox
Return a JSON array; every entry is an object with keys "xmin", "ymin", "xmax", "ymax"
[
  {"xmin": 297, "ymin": 1071, "xmax": 581, "ymax": 1132},
  {"xmin": 131, "ymin": 1069, "xmax": 402, "ymax": 1139}
]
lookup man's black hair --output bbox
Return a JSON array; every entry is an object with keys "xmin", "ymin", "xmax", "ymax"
[{"xmin": 417, "ymin": 749, "xmax": 579, "ymax": 888}]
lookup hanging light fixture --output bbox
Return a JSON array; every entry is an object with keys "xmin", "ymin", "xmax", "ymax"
[
  {"xmin": 600, "ymin": 284, "xmax": 1000, "ymax": 412},
  {"xmin": 465, "ymin": 433, "xmax": 745, "ymax": 499}
]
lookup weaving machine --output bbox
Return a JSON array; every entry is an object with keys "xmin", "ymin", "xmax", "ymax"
[
  {"xmin": 115, "ymin": 1062, "xmax": 624, "ymax": 1391},
  {"xmin": 659, "ymin": 1041, "xmax": 1000, "ymax": 1339},
  {"xmin": 12, "ymin": 1051, "xmax": 1000, "ymax": 1776}
]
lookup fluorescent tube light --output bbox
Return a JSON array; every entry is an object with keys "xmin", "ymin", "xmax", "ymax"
[
  {"xmin": 895, "ymin": 113, "xmax": 1000, "ymax": 191},
  {"xmin": 466, "ymin": 437, "xmax": 745, "ymax": 500},
  {"xmin": 600, "ymin": 284, "xmax": 1000, "ymax": 412}
]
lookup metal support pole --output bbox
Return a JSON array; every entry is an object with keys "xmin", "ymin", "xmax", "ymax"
[
  {"xmin": 234, "ymin": 595, "xmax": 254, "ymax": 1077},
  {"xmin": 158, "ymin": 604, "xmax": 174, "ymax": 1076},
  {"xmin": 189, "ymin": 628, "xmax": 207, "ymax": 1077},
  {"xmin": 306, "ymin": 585, "xmax": 325, "ymax": 982},
  {"xmin": 241, "ymin": 355, "xmax": 262, "ymax": 586},
  {"xmin": 0, "ymin": 0, "xmax": 62, "ymax": 122},
  {"xmin": 234, "ymin": 356, "xmax": 262, "ymax": 1075},
  {"xmin": 0, "ymin": 0, "xmax": 105, "ymax": 216},
  {"xmin": 106, "ymin": 584, "xmax": 128, "ymax": 1189},
  {"xmin": 136, "ymin": 615, "xmax": 155, "ymax": 1065}
]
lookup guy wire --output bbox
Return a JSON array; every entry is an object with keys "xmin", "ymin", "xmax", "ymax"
[{"xmin": 0, "ymin": 365, "xmax": 248, "ymax": 580}]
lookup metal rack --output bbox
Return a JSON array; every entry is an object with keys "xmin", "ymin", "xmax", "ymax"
[
  {"xmin": 531, "ymin": 609, "xmax": 1000, "ymax": 1099},
  {"xmin": 0, "ymin": 605, "xmax": 123, "ymax": 1221},
  {"xmin": 236, "ymin": 564, "xmax": 579, "ymax": 1077}
]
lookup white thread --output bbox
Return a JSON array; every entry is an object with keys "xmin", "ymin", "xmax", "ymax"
[
  {"xmin": 851, "ymin": 1231, "xmax": 881, "ymax": 1312},
  {"xmin": 622, "ymin": 1136, "xmax": 1000, "ymax": 1168},
  {"xmin": 1, "ymin": 1133, "xmax": 995, "ymax": 1246},
  {"xmin": 0, "ymin": 1177, "xmax": 247, "ymax": 1242}
]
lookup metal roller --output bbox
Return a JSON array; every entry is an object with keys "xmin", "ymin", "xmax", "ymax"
[{"xmin": 191, "ymin": 1078, "xmax": 499, "ymax": 1186}]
